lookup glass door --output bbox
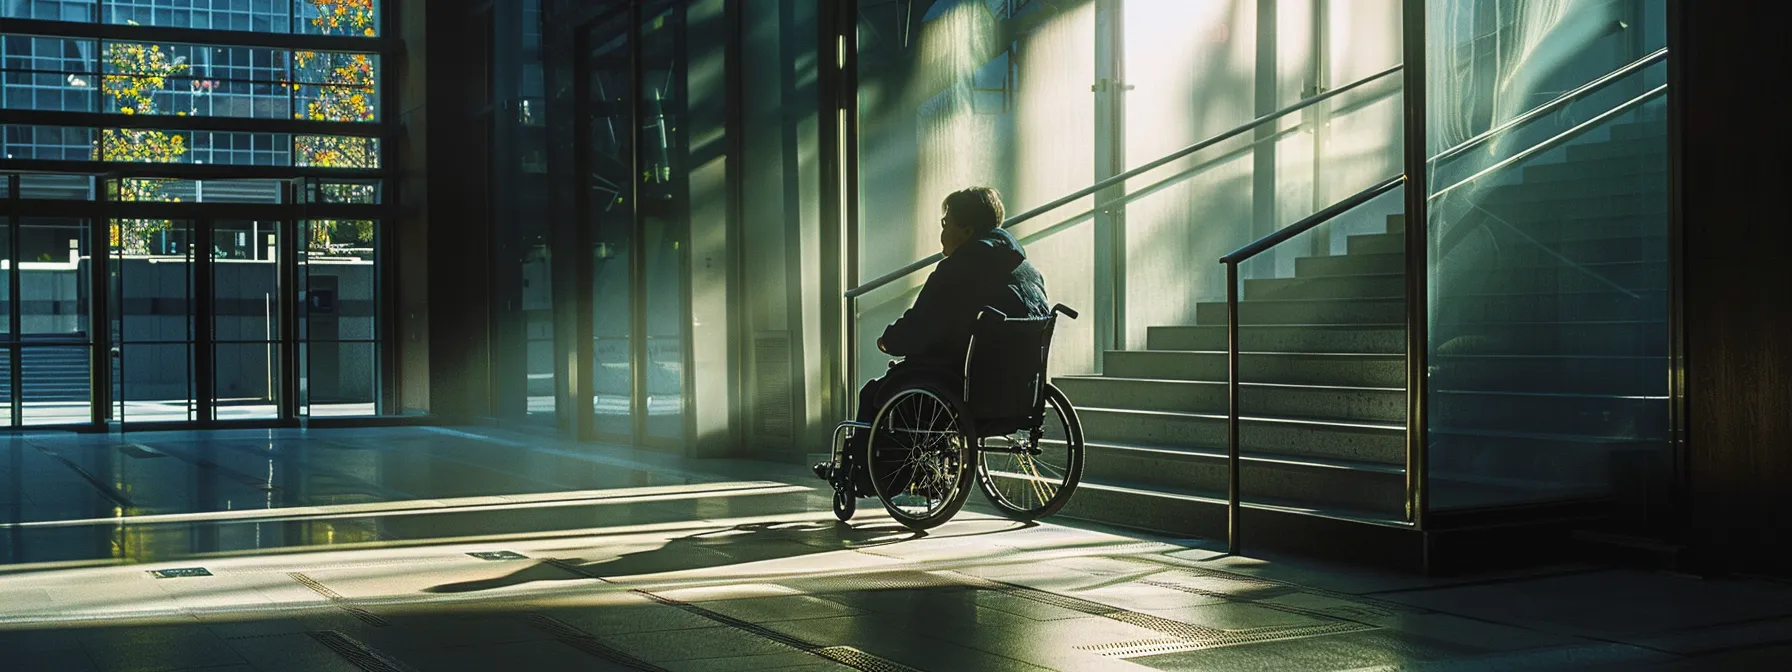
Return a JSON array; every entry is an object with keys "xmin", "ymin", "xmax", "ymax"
[
  {"xmin": 210, "ymin": 220, "xmax": 283, "ymax": 421},
  {"xmin": 583, "ymin": 9, "xmax": 637, "ymax": 443},
  {"xmin": 110, "ymin": 217, "xmax": 197, "ymax": 424}
]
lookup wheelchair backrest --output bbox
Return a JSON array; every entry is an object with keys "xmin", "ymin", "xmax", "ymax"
[{"xmin": 962, "ymin": 307, "xmax": 1061, "ymax": 428}]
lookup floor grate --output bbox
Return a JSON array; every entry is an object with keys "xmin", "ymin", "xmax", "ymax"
[
  {"xmin": 308, "ymin": 630, "xmax": 414, "ymax": 672},
  {"xmin": 467, "ymin": 551, "xmax": 529, "ymax": 561},
  {"xmin": 149, "ymin": 567, "xmax": 212, "ymax": 579}
]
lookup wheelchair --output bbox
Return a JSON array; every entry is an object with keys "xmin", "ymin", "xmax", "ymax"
[{"xmin": 816, "ymin": 304, "xmax": 1085, "ymax": 532}]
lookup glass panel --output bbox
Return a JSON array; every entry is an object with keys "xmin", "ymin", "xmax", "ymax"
[
  {"xmin": 1232, "ymin": 185, "xmax": 1407, "ymax": 518},
  {"xmin": 116, "ymin": 177, "xmax": 287, "ymax": 204},
  {"xmin": 294, "ymin": 135, "xmax": 380, "ymax": 168},
  {"xmin": 2, "ymin": 125, "xmax": 95, "ymax": 161},
  {"xmin": 0, "ymin": 36, "xmax": 100, "ymax": 113},
  {"xmin": 853, "ymin": 0, "xmax": 1100, "ymax": 393},
  {"xmin": 0, "ymin": 125, "xmax": 378, "ymax": 168},
  {"xmin": 304, "ymin": 178, "xmax": 380, "ymax": 203},
  {"xmin": 294, "ymin": 51, "xmax": 378, "ymax": 122},
  {"xmin": 296, "ymin": 0, "xmax": 381, "ymax": 38},
  {"xmin": 638, "ymin": 0, "xmax": 685, "ymax": 443},
  {"xmin": 106, "ymin": 0, "xmax": 291, "ymax": 33},
  {"xmin": 111, "ymin": 218, "xmax": 194, "ymax": 424},
  {"xmin": 1, "ymin": 217, "xmax": 10, "ymax": 336},
  {"xmin": 21, "ymin": 346, "xmax": 89, "ymax": 425},
  {"xmin": 301, "ymin": 220, "xmax": 376, "ymax": 416},
  {"xmin": 0, "ymin": 348, "xmax": 11, "ymax": 427},
  {"xmin": 585, "ymin": 12, "xmax": 633, "ymax": 439},
  {"xmin": 99, "ymin": 41, "xmax": 292, "ymax": 120},
  {"xmin": 303, "ymin": 340, "xmax": 375, "ymax": 417},
  {"xmin": 19, "ymin": 218, "xmax": 89, "ymax": 340},
  {"xmin": 1425, "ymin": 0, "xmax": 1671, "ymax": 514},
  {"xmin": 212, "ymin": 220, "xmax": 281, "ymax": 420},
  {"xmin": 3, "ymin": 1, "xmax": 98, "ymax": 22}
]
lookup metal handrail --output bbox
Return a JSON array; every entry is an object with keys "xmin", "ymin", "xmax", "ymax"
[
  {"xmin": 1430, "ymin": 83, "xmax": 1666, "ymax": 201},
  {"xmin": 1216, "ymin": 175, "xmax": 1406, "ymax": 554},
  {"xmin": 844, "ymin": 63, "xmax": 1404, "ymax": 299},
  {"xmin": 1429, "ymin": 48, "xmax": 1666, "ymax": 166}
]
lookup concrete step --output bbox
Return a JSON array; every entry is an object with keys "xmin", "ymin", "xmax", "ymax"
[
  {"xmin": 1103, "ymin": 350, "xmax": 1405, "ymax": 387},
  {"xmin": 1432, "ymin": 319, "xmax": 1668, "ymax": 357},
  {"xmin": 1079, "ymin": 441, "xmax": 1405, "ymax": 515},
  {"xmin": 1055, "ymin": 376, "xmax": 1404, "ymax": 423},
  {"xmin": 1260, "ymin": 262, "xmax": 1664, "ymax": 302},
  {"xmin": 1297, "ymin": 252, "xmax": 1402, "ymax": 277},
  {"xmin": 1479, "ymin": 194, "xmax": 1666, "ymax": 222},
  {"xmin": 1428, "ymin": 429, "xmax": 1665, "ymax": 493},
  {"xmin": 1076, "ymin": 406, "xmax": 1404, "ymax": 464},
  {"xmin": 1197, "ymin": 289, "xmax": 1662, "ymax": 327},
  {"xmin": 1145, "ymin": 324, "xmax": 1404, "ymax": 354},
  {"xmin": 1567, "ymin": 142, "xmax": 1665, "ymax": 163},
  {"xmin": 1194, "ymin": 296, "xmax": 1406, "ymax": 325},
  {"xmin": 1522, "ymin": 155, "xmax": 1667, "ymax": 184},
  {"xmin": 1432, "ymin": 390, "xmax": 1669, "ymax": 440},
  {"xmin": 1433, "ymin": 289, "xmax": 1667, "ymax": 324},
  {"xmin": 1484, "ymin": 179, "xmax": 1669, "ymax": 206},
  {"xmin": 1432, "ymin": 354, "xmax": 1667, "ymax": 395},
  {"xmin": 1609, "ymin": 120, "xmax": 1667, "ymax": 141},
  {"xmin": 1246, "ymin": 274, "xmax": 1403, "ymax": 300},
  {"xmin": 1354, "ymin": 232, "xmax": 1666, "ymax": 264}
]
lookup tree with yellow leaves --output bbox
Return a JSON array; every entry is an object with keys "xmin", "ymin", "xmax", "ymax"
[
  {"xmin": 98, "ymin": 29, "xmax": 191, "ymax": 254},
  {"xmin": 296, "ymin": 0, "xmax": 379, "ymax": 252}
]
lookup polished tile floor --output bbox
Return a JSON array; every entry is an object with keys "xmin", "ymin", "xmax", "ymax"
[{"xmin": 2, "ymin": 427, "xmax": 1790, "ymax": 671}]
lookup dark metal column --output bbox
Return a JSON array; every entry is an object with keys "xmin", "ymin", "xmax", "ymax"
[
  {"xmin": 627, "ymin": 0, "xmax": 649, "ymax": 446},
  {"xmin": 195, "ymin": 218, "xmax": 215, "ymax": 424},
  {"xmin": 1401, "ymin": 0, "xmax": 1432, "ymax": 544},
  {"xmin": 90, "ymin": 177, "xmax": 112, "ymax": 427}
]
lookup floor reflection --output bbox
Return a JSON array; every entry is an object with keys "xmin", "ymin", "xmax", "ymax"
[{"xmin": 1, "ymin": 426, "xmax": 1789, "ymax": 672}]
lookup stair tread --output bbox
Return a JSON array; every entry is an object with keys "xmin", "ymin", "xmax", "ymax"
[
  {"xmin": 1073, "ymin": 478, "xmax": 1410, "ymax": 527},
  {"xmin": 1077, "ymin": 405, "xmax": 1405, "ymax": 432},
  {"xmin": 1059, "ymin": 375, "xmax": 1402, "ymax": 393},
  {"xmin": 1080, "ymin": 438, "xmax": 1407, "ymax": 474}
]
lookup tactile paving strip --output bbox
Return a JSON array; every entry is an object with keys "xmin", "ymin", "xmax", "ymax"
[
  {"xmin": 308, "ymin": 630, "xmax": 413, "ymax": 672},
  {"xmin": 1111, "ymin": 555, "xmax": 1433, "ymax": 615},
  {"xmin": 288, "ymin": 572, "xmax": 391, "ymax": 627}
]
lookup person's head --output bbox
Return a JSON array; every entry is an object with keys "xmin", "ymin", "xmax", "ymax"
[{"xmin": 939, "ymin": 186, "xmax": 1004, "ymax": 257}]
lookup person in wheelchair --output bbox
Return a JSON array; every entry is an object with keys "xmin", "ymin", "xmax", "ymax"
[{"xmin": 821, "ymin": 187, "xmax": 1051, "ymax": 486}]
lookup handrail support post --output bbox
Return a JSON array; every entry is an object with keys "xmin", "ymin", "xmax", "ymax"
[{"xmin": 1225, "ymin": 261, "xmax": 1241, "ymax": 555}]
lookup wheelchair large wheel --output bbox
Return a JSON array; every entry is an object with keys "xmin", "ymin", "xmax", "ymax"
[
  {"xmin": 865, "ymin": 385, "xmax": 977, "ymax": 532},
  {"xmin": 975, "ymin": 383, "xmax": 1084, "ymax": 521}
]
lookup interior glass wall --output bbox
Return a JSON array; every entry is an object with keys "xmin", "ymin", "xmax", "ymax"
[
  {"xmin": 852, "ymin": 0, "xmax": 1402, "ymax": 385},
  {"xmin": 299, "ymin": 219, "xmax": 377, "ymax": 417},
  {"xmin": 1425, "ymin": 0, "xmax": 1671, "ymax": 514},
  {"xmin": 581, "ymin": 9, "xmax": 636, "ymax": 442},
  {"xmin": 489, "ymin": 0, "xmax": 556, "ymax": 428}
]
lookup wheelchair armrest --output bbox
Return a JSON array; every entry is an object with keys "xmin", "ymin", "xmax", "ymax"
[{"xmin": 1053, "ymin": 304, "xmax": 1079, "ymax": 320}]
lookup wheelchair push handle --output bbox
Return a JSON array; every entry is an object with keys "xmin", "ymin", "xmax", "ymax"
[{"xmin": 976, "ymin": 305, "xmax": 1078, "ymax": 321}]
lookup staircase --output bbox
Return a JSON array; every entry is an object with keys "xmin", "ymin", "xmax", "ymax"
[
  {"xmin": 1053, "ymin": 115, "xmax": 1670, "ymax": 556},
  {"xmin": 20, "ymin": 348, "xmax": 92, "ymax": 402}
]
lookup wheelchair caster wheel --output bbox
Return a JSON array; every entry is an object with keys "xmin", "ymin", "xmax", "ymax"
[{"xmin": 833, "ymin": 488, "xmax": 856, "ymax": 522}]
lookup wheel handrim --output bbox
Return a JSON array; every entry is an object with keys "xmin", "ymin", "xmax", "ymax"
[
  {"xmin": 870, "ymin": 389, "xmax": 968, "ymax": 522},
  {"xmin": 978, "ymin": 393, "xmax": 1076, "ymax": 514}
]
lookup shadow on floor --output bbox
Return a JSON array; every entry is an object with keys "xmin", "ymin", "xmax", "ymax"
[{"xmin": 425, "ymin": 519, "xmax": 929, "ymax": 593}]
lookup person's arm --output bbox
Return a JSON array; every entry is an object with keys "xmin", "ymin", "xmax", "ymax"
[{"xmin": 879, "ymin": 257, "xmax": 970, "ymax": 356}]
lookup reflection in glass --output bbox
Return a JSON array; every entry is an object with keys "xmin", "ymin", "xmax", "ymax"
[
  {"xmin": 1425, "ymin": 0, "xmax": 1671, "ymax": 513},
  {"xmin": 22, "ymin": 346, "xmax": 90, "ymax": 426},
  {"xmin": 639, "ymin": 1, "xmax": 686, "ymax": 442},
  {"xmin": 585, "ymin": 12, "xmax": 634, "ymax": 439}
]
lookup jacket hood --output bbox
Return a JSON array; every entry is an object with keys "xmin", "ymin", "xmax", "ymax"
[{"xmin": 961, "ymin": 227, "xmax": 1026, "ymax": 265}]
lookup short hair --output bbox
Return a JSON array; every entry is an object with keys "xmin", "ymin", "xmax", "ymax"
[{"xmin": 942, "ymin": 186, "xmax": 1005, "ymax": 234}]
